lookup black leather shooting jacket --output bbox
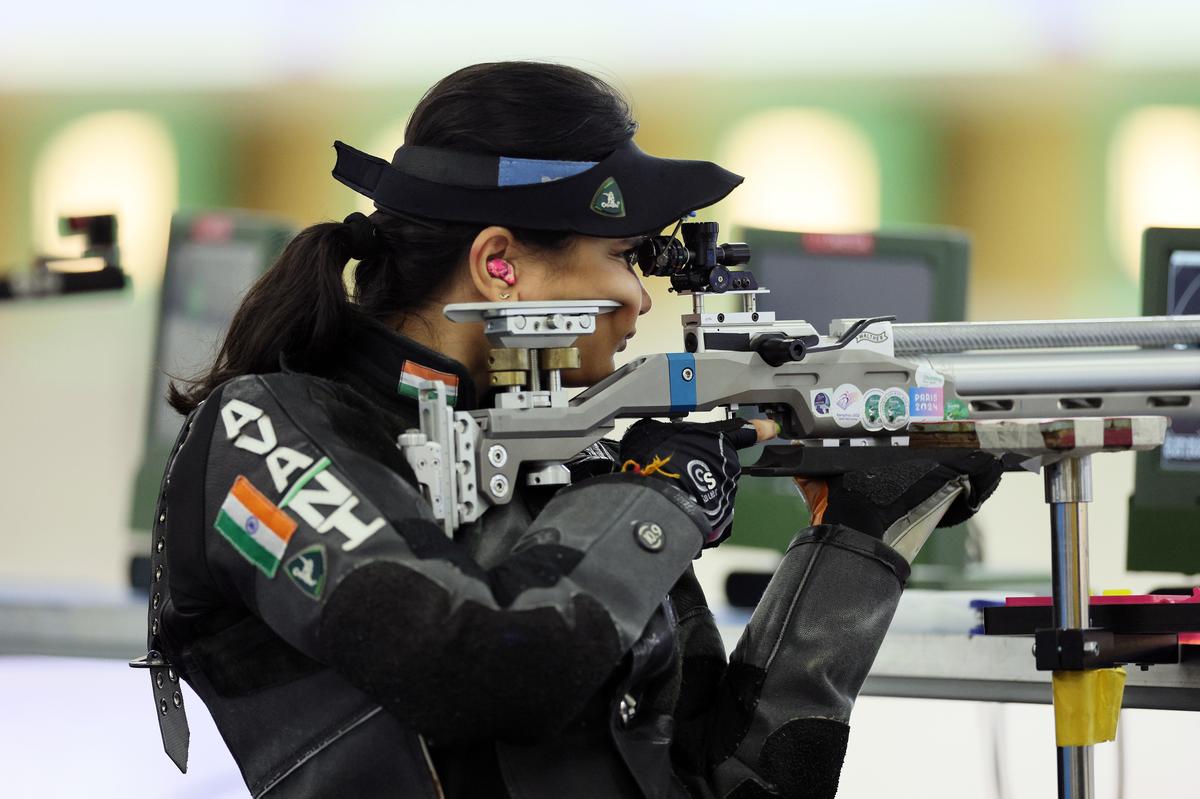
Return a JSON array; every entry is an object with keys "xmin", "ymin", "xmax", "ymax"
[{"xmin": 148, "ymin": 316, "xmax": 910, "ymax": 799}]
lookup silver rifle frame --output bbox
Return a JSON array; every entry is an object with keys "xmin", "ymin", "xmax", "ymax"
[{"xmin": 399, "ymin": 287, "xmax": 1200, "ymax": 535}]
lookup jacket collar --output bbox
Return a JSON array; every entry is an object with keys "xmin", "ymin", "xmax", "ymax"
[{"xmin": 317, "ymin": 313, "xmax": 478, "ymax": 413}]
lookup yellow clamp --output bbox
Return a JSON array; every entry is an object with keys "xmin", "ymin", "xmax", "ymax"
[{"xmin": 1052, "ymin": 668, "xmax": 1127, "ymax": 746}]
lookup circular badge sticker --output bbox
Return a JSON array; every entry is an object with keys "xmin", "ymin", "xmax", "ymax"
[
  {"xmin": 861, "ymin": 388, "xmax": 884, "ymax": 431},
  {"xmin": 832, "ymin": 383, "xmax": 864, "ymax": 429},
  {"xmin": 811, "ymin": 390, "xmax": 831, "ymax": 416},
  {"xmin": 881, "ymin": 387, "xmax": 910, "ymax": 430}
]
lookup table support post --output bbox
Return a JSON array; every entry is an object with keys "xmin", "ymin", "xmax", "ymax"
[{"xmin": 1045, "ymin": 455, "xmax": 1094, "ymax": 799}]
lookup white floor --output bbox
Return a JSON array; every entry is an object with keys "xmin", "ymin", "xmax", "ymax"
[
  {"xmin": 1, "ymin": 656, "xmax": 243, "ymax": 798},
  {"xmin": 841, "ymin": 696, "xmax": 1195, "ymax": 799}
]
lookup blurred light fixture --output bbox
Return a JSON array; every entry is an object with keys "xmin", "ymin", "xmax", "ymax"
[
  {"xmin": 30, "ymin": 111, "xmax": 178, "ymax": 290},
  {"xmin": 44, "ymin": 257, "xmax": 108, "ymax": 274},
  {"xmin": 717, "ymin": 107, "xmax": 880, "ymax": 233},
  {"xmin": 1108, "ymin": 106, "xmax": 1200, "ymax": 280}
]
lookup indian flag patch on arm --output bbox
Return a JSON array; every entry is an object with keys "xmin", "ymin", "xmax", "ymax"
[
  {"xmin": 398, "ymin": 361, "xmax": 459, "ymax": 406},
  {"xmin": 215, "ymin": 475, "xmax": 298, "ymax": 577}
]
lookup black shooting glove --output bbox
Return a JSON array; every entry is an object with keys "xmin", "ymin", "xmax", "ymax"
[
  {"xmin": 619, "ymin": 418, "xmax": 758, "ymax": 547},
  {"xmin": 817, "ymin": 450, "xmax": 1004, "ymax": 541}
]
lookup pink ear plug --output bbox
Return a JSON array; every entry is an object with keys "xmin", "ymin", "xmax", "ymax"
[{"xmin": 486, "ymin": 257, "xmax": 517, "ymax": 286}]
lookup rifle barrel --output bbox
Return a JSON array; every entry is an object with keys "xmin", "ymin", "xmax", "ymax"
[
  {"xmin": 925, "ymin": 349, "xmax": 1200, "ymax": 395},
  {"xmin": 894, "ymin": 316, "xmax": 1200, "ymax": 354}
]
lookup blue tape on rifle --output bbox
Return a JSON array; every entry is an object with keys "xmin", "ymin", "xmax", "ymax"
[{"xmin": 667, "ymin": 353, "xmax": 697, "ymax": 413}]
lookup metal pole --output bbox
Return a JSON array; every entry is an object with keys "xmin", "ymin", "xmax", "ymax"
[
  {"xmin": 1044, "ymin": 455, "xmax": 1094, "ymax": 799},
  {"xmin": 527, "ymin": 349, "xmax": 541, "ymax": 393}
]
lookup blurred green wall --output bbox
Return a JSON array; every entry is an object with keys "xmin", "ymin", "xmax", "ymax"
[{"xmin": 5, "ymin": 71, "xmax": 1197, "ymax": 317}]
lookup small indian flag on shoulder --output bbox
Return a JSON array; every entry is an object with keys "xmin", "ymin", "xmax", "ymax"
[
  {"xmin": 398, "ymin": 361, "xmax": 459, "ymax": 406},
  {"xmin": 214, "ymin": 476, "xmax": 298, "ymax": 577}
]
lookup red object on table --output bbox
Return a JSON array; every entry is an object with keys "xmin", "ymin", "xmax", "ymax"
[{"xmin": 1004, "ymin": 589, "xmax": 1200, "ymax": 644}]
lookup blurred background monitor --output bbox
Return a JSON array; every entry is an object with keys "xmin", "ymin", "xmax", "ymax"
[
  {"xmin": 1127, "ymin": 227, "xmax": 1200, "ymax": 576},
  {"xmin": 128, "ymin": 210, "xmax": 294, "ymax": 587},
  {"xmin": 747, "ymin": 228, "xmax": 969, "ymax": 332},
  {"xmin": 730, "ymin": 227, "xmax": 972, "ymax": 582}
]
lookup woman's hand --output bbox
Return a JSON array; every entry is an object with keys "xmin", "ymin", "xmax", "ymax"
[
  {"xmin": 619, "ymin": 417, "xmax": 776, "ymax": 547},
  {"xmin": 745, "ymin": 418, "xmax": 779, "ymax": 444}
]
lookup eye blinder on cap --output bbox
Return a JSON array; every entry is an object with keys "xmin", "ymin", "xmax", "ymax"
[{"xmin": 331, "ymin": 139, "xmax": 743, "ymax": 238}]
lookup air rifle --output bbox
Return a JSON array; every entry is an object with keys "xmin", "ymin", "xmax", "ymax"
[{"xmin": 398, "ymin": 222, "xmax": 1200, "ymax": 537}]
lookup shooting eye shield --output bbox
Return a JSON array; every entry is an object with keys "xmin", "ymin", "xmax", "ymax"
[{"xmin": 332, "ymin": 139, "xmax": 743, "ymax": 238}]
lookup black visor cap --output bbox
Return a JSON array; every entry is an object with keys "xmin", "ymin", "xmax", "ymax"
[{"xmin": 332, "ymin": 139, "xmax": 744, "ymax": 238}]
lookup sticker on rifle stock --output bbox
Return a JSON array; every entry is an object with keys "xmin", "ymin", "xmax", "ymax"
[
  {"xmin": 915, "ymin": 361, "xmax": 945, "ymax": 388},
  {"xmin": 832, "ymin": 383, "xmax": 864, "ymax": 429},
  {"xmin": 909, "ymin": 386, "xmax": 945, "ymax": 422},
  {"xmin": 944, "ymin": 397, "xmax": 970, "ymax": 421},
  {"xmin": 810, "ymin": 388, "xmax": 833, "ymax": 417},
  {"xmin": 861, "ymin": 388, "xmax": 884, "ymax": 431},
  {"xmin": 881, "ymin": 387, "xmax": 909, "ymax": 430}
]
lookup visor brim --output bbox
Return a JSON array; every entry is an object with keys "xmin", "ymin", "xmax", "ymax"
[{"xmin": 332, "ymin": 140, "xmax": 743, "ymax": 238}]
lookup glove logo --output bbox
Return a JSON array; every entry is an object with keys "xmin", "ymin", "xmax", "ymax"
[{"xmin": 687, "ymin": 458, "xmax": 719, "ymax": 503}]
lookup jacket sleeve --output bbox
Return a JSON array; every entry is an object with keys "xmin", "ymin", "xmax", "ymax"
[
  {"xmin": 698, "ymin": 525, "xmax": 910, "ymax": 799},
  {"xmin": 173, "ymin": 373, "xmax": 708, "ymax": 745}
]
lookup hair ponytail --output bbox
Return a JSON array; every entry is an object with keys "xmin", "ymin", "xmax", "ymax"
[
  {"xmin": 168, "ymin": 220, "xmax": 358, "ymax": 413},
  {"xmin": 169, "ymin": 61, "xmax": 637, "ymax": 414}
]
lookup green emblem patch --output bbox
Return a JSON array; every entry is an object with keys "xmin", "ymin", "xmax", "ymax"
[
  {"xmin": 285, "ymin": 544, "xmax": 327, "ymax": 600},
  {"xmin": 944, "ymin": 398, "xmax": 970, "ymax": 421},
  {"xmin": 590, "ymin": 177, "xmax": 626, "ymax": 217}
]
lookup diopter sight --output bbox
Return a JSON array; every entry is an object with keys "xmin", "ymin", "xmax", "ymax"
[{"xmin": 635, "ymin": 221, "xmax": 753, "ymax": 294}]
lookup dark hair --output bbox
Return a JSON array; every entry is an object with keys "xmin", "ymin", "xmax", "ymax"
[{"xmin": 169, "ymin": 62, "xmax": 638, "ymax": 413}]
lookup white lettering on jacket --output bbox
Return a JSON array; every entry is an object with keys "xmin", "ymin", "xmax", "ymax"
[
  {"xmin": 221, "ymin": 398, "xmax": 276, "ymax": 455},
  {"xmin": 221, "ymin": 397, "xmax": 384, "ymax": 551},
  {"xmin": 266, "ymin": 447, "xmax": 313, "ymax": 493},
  {"xmin": 289, "ymin": 470, "xmax": 386, "ymax": 551}
]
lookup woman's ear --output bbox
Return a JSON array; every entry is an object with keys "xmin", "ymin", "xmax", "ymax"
[{"xmin": 468, "ymin": 226, "xmax": 520, "ymax": 301}]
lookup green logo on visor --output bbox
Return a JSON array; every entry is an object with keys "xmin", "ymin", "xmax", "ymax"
[{"xmin": 590, "ymin": 177, "xmax": 626, "ymax": 218}]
